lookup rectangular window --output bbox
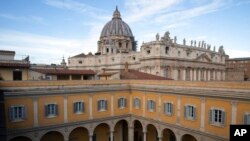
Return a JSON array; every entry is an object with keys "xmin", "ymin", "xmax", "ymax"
[
  {"xmin": 184, "ymin": 105, "xmax": 196, "ymax": 120},
  {"xmin": 45, "ymin": 104, "xmax": 58, "ymax": 118},
  {"xmin": 165, "ymin": 47, "xmax": 169, "ymax": 54},
  {"xmin": 98, "ymin": 100, "xmax": 107, "ymax": 111},
  {"xmin": 9, "ymin": 105, "xmax": 26, "ymax": 122},
  {"xmin": 74, "ymin": 101, "xmax": 85, "ymax": 114},
  {"xmin": 118, "ymin": 98, "xmax": 126, "ymax": 109},
  {"xmin": 210, "ymin": 109, "xmax": 225, "ymax": 126},
  {"xmin": 164, "ymin": 102, "xmax": 173, "ymax": 116},
  {"xmin": 147, "ymin": 100, "xmax": 155, "ymax": 112},
  {"xmin": 134, "ymin": 98, "xmax": 140, "ymax": 109},
  {"xmin": 244, "ymin": 113, "xmax": 250, "ymax": 125}
]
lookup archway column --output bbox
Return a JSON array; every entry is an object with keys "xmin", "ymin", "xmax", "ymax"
[
  {"xmin": 110, "ymin": 130, "xmax": 114, "ymax": 141},
  {"xmin": 129, "ymin": 126, "xmax": 134, "ymax": 141},
  {"xmin": 143, "ymin": 129, "xmax": 147, "ymax": 141}
]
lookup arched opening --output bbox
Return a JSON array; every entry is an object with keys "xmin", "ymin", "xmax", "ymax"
[
  {"xmin": 93, "ymin": 123, "xmax": 110, "ymax": 141},
  {"xmin": 69, "ymin": 127, "xmax": 89, "ymax": 141},
  {"xmin": 162, "ymin": 129, "xmax": 176, "ymax": 141},
  {"xmin": 41, "ymin": 131, "xmax": 64, "ymax": 141},
  {"xmin": 9, "ymin": 136, "xmax": 32, "ymax": 141},
  {"xmin": 146, "ymin": 124, "xmax": 158, "ymax": 141},
  {"xmin": 181, "ymin": 134, "xmax": 197, "ymax": 141},
  {"xmin": 177, "ymin": 69, "xmax": 181, "ymax": 80},
  {"xmin": 134, "ymin": 120, "xmax": 143, "ymax": 141},
  {"xmin": 114, "ymin": 120, "xmax": 128, "ymax": 141}
]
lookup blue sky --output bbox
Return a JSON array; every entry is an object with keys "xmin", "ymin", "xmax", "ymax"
[{"xmin": 0, "ymin": 0, "xmax": 250, "ymax": 64}]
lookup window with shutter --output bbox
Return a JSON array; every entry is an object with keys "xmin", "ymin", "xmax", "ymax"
[
  {"xmin": 9, "ymin": 105, "xmax": 26, "ymax": 122},
  {"xmin": 45, "ymin": 104, "xmax": 57, "ymax": 118},
  {"xmin": 98, "ymin": 100, "xmax": 107, "ymax": 111},
  {"xmin": 134, "ymin": 98, "xmax": 140, "ymax": 109},
  {"xmin": 164, "ymin": 102, "xmax": 173, "ymax": 116},
  {"xmin": 210, "ymin": 108, "xmax": 225, "ymax": 126},
  {"xmin": 244, "ymin": 114, "xmax": 250, "ymax": 125},
  {"xmin": 148, "ymin": 100, "xmax": 155, "ymax": 112},
  {"xmin": 184, "ymin": 105, "xmax": 196, "ymax": 120}
]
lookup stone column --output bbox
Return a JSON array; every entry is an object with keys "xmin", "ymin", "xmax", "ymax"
[
  {"xmin": 158, "ymin": 137, "xmax": 162, "ymax": 141},
  {"xmin": 198, "ymin": 69, "xmax": 201, "ymax": 81},
  {"xmin": 158, "ymin": 94, "xmax": 162, "ymax": 121},
  {"xmin": 204, "ymin": 69, "xmax": 207, "ymax": 81},
  {"xmin": 129, "ymin": 126, "xmax": 134, "ymax": 141},
  {"xmin": 69, "ymin": 75, "xmax": 72, "ymax": 80},
  {"xmin": 110, "ymin": 130, "xmax": 114, "ymax": 141},
  {"xmin": 193, "ymin": 68, "xmax": 197, "ymax": 81},
  {"xmin": 64, "ymin": 96, "xmax": 68, "ymax": 123},
  {"xmin": 81, "ymin": 75, "xmax": 84, "ymax": 80},
  {"xmin": 200, "ymin": 97, "xmax": 205, "ymax": 131},
  {"xmin": 207, "ymin": 70, "xmax": 210, "ymax": 81},
  {"xmin": 182, "ymin": 68, "xmax": 186, "ymax": 81},
  {"xmin": 33, "ymin": 97, "xmax": 38, "ymax": 127},
  {"xmin": 111, "ymin": 95, "xmax": 114, "ymax": 116},
  {"xmin": 231, "ymin": 100, "xmax": 238, "ymax": 124},
  {"xmin": 143, "ymin": 130, "xmax": 147, "ymax": 141},
  {"xmin": 177, "ymin": 96, "xmax": 181, "ymax": 125},
  {"xmin": 89, "ymin": 96, "xmax": 93, "ymax": 119},
  {"xmin": 173, "ymin": 68, "xmax": 178, "ymax": 80},
  {"xmin": 190, "ymin": 69, "xmax": 193, "ymax": 81},
  {"xmin": 143, "ymin": 94, "xmax": 146, "ymax": 117},
  {"xmin": 89, "ymin": 134, "xmax": 93, "ymax": 141}
]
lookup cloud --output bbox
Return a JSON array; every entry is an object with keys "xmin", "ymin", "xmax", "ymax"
[
  {"xmin": 44, "ymin": 0, "xmax": 108, "ymax": 20},
  {"xmin": 0, "ymin": 29, "xmax": 100, "ymax": 64},
  {"xmin": 226, "ymin": 49, "xmax": 250, "ymax": 58},
  {"xmin": 0, "ymin": 14, "xmax": 46, "ymax": 24}
]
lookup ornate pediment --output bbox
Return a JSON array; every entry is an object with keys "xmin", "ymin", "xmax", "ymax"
[{"xmin": 195, "ymin": 53, "xmax": 212, "ymax": 62}]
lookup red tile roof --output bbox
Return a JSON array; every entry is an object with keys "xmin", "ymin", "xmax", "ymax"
[
  {"xmin": 120, "ymin": 70, "xmax": 172, "ymax": 80},
  {"xmin": 31, "ymin": 68, "xmax": 96, "ymax": 75},
  {"xmin": 0, "ymin": 62, "xmax": 30, "ymax": 68}
]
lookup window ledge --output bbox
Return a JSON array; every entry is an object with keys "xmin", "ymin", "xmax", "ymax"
[
  {"xmin": 75, "ymin": 112, "xmax": 84, "ymax": 115},
  {"xmin": 210, "ymin": 123, "xmax": 224, "ymax": 128},
  {"xmin": 46, "ymin": 115, "xmax": 57, "ymax": 118},
  {"xmin": 119, "ymin": 106, "xmax": 126, "ymax": 109},
  {"xmin": 98, "ymin": 109, "xmax": 107, "ymax": 112},
  {"xmin": 11, "ymin": 119, "xmax": 25, "ymax": 122},
  {"xmin": 148, "ymin": 109, "xmax": 155, "ymax": 112}
]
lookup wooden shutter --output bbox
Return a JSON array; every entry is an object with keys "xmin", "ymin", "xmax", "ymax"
[
  {"xmin": 105, "ymin": 100, "xmax": 108, "ymax": 110},
  {"xmin": 82, "ymin": 102, "xmax": 85, "ymax": 112},
  {"xmin": 98, "ymin": 100, "xmax": 100, "ymax": 111},
  {"xmin": 209, "ymin": 109, "xmax": 213, "ymax": 124},
  {"xmin": 9, "ymin": 107, "xmax": 13, "ymax": 121},
  {"xmin": 73, "ymin": 102, "xmax": 76, "ymax": 113},
  {"xmin": 118, "ymin": 99, "xmax": 121, "ymax": 108},
  {"xmin": 45, "ymin": 105, "xmax": 48, "ymax": 117},
  {"xmin": 244, "ymin": 114, "xmax": 248, "ymax": 124},
  {"xmin": 138, "ymin": 99, "xmax": 140, "ymax": 108},
  {"xmin": 23, "ymin": 106, "xmax": 27, "ymax": 119},
  {"xmin": 184, "ymin": 106, "xmax": 187, "ymax": 118},
  {"xmin": 193, "ymin": 107, "xmax": 196, "ymax": 120},
  {"xmin": 164, "ymin": 103, "xmax": 167, "ymax": 114},
  {"xmin": 147, "ymin": 101, "xmax": 150, "ymax": 110},
  {"xmin": 55, "ymin": 104, "xmax": 58, "ymax": 116},
  {"xmin": 221, "ymin": 111, "xmax": 226, "ymax": 126},
  {"xmin": 170, "ymin": 104, "xmax": 173, "ymax": 116},
  {"xmin": 124, "ymin": 99, "xmax": 127, "ymax": 107}
]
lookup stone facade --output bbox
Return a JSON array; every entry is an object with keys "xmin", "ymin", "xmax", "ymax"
[
  {"xmin": 226, "ymin": 57, "xmax": 250, "ymax": 81},
  {"xmin": 68, "ymin": 7, "xmax": 227, "ymax": 81}
]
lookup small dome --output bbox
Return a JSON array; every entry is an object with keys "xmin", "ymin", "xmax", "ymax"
[{"xmin": 100, "ymin": 6, "xmax": 133, "ymax": 38}]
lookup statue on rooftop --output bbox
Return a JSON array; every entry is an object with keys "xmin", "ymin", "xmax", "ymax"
[
  {"xmin": 156, "ymin": 33, "xmax": 159, "ymax": 41},
  {"xmin": 218, "ymin": 45, "xmax": 225, "ymax": 55},
  {"xmin": 194, "ymin": 40, "xmax": 196, "ymax": 47},
  {"xmin": 191, "ymin": 40, "xmax": 193, "ymax": 46},
  {"xmin": 183, "ymin": 38, "xmax": 186, "ymax": 45},
  {"xmin": 174, "ymin": 36, "xmax": 177, "ymax": 43}
]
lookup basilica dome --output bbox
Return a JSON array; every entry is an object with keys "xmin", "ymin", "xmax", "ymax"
[{"xmin": 100, "ymin": 6, "xmax": 133, "ymax": 38}]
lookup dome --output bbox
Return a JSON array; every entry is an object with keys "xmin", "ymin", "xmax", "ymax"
[{"xmin": 100, "ymin": 6, "xmax": 133, "ymax": 38}]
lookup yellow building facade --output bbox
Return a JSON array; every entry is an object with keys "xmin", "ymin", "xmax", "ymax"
[{"xmin": 1, "ymin": 80, "xmax": 250, "ymax": 141}]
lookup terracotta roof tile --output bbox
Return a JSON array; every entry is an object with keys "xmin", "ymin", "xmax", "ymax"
[
  {"xmin": 120, "ymin": 70, "xmax": 172, "ymax": 80},
  {"xmin": 31, "ymin": 68, "xmax": 96, "ymax": 75},
  {"xmin": 0, "ymin": 62, "xmax": 30, "ymax": 68}
]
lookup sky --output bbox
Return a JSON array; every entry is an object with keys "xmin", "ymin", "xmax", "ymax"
[{"xmin": 0, "ymin": 0, "xmax": 250, "ymax": 64}]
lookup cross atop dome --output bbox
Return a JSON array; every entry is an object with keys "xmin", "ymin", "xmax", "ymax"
[{"xmin": 113, "ymin": 5, "xmax": 121, "ymax": 19}]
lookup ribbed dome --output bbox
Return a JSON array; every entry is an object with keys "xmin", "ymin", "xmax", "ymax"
[{"xmin": 100, "ymin": 6, "xmax": 133, "ymax": 38}]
